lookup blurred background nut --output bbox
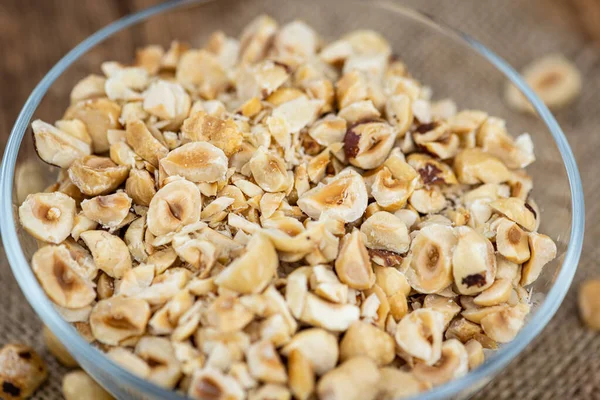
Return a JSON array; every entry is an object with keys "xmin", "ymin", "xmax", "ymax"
[
  {"xmin": 413, "ymin": 339, "xmax": 469, "ymax": 386},
  {"xmin": 64, "ymin": 98, "xmax": 121, "ymax": 153},
  {"xmin": 246, "ymin": 340, "xmax": 287, "ymax": 384},
  {"xmin": 453, "ymin": 226, "xmax": 496, "ymax": 295},
  {"xmin": 339, "ymin": 321, "xmax": 395, "ymax": 366},
  {"xmin": 31, "ymin": 245, "xmax": 96, "ymax": 309},
  {"xmin": 70, "ymin": 74, "xmax": 107, "ymax": 103},
  {"xmin": 316, "ymin": 356, "xmax": 380, "ymax": 400},
  {"xmin": 42, "ymin": 326, "xmax": 78, "ymax": 367},
  {"xmin": 476, "ymin": 118, "xmax": 535, "ymax": 169},
  {"xmin": 297, "ymin": 168, "xmax": 367, "ymax": 223},
  {"xmin": 161, "ymin": 142, "xmax": 228, "ymax": 183},
  {"xmin": 188, "ymin": 367, "xmax": 244, "ymax": 400},
  {"xmin": 464, "ymin": 339, "xmax": 485, "ymax": 370},
  {"xmin": 0, "ymin": 344, "xmax": 47, "ymax": 400},
  {"xmin": 480, "ymin": 303, "xmax": 530, "ymax": 343},
  {"xmin": 80, "ymin": 230, "xmax": 132, "ymax": 278},
  {"xmin": 134, "ymin": 337, "xmax": 182, "ymax": 389},
  {"xmin": 89, "ymin": 296, "xmax": 151, "ymax": 345},
  {"xmin": 395, "ymin": 309, "xmax": 445, "ymax": 365},
  {"xmin": 62, "ymin": 370, "xmax": 113, "ymax": 400},
  {"xmin": 146, "ymin": 179, "xmax": 202, "ymax": 236},
  {"xmin": 81, "ymin": 192, "xmax": 132, "ymax": 228},
  {"xmin": 578, "ymin": 279, "xmax": 600, "ymax": 331},
  {"xmin": 68, "ymin": 155, "xmax": 129, "ymax": 196},
  {"xmin": 18, "ymin": 192, "xmax": 76, "ymax": 244},
  {"xmin": 143, "ymin": 80, "xmax": 191, "ymax": 122},
  {"xmin": 176, "ymin": 49, "xmax": 229, "ymax": 99},
  {"xmin": 287, "ymin": 349, "xmax": 314, "ymax": 400},
  {"xmin": 281, "ymin": 328, "xmax": 338, "ymax": 376},
  {"xmin": 405, "ymin": 224, "xmax": 456, "ymax": 294},
  {"xmin": 377, "ymin": 367, "xmax": 429, "ymax": 400},
  {"xmin": 520, "ymin": 232, "xmax": 557, "ymax": 286},
  {"xmin": 31, "ymin": 120, "xmax": 91, "ymax": 168}
]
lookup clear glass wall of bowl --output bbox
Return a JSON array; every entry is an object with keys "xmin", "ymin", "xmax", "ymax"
[{"xmin": 2, "ymin": 1, "xmax": 582, "ymax": 399}]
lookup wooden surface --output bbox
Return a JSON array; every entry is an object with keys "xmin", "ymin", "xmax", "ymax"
[{"xmin": 0, "ymin": 1, "xmax": 599, "ymax": 399}]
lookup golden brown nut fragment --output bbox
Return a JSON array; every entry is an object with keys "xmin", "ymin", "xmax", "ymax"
[
  {"xmin": 246, "ymin": 340, "xmax": 287, "ymax": 384},
  {"xmin": 377, "ymin": 367, "xmax": 429, "ymax": 400},
  {"xmin": 578, "ymin": 279, "xmax": 600, "ymax": 331},
  {"xmin": 281, "ymin": 329, "xmax": 338, "ymax": 376},
  {"xmin": 125, "ymin": 119, "xmax": 169, "ymax": 167},
  {"xmin": 188, "ymin": 367, "xmax": 245, "ymax": 400},
  {"xmin": 68, "ymin": 155, "xmax": 129, "ymax": 196},
  {"xmin": 81, "ymin": 192, "xmax": 132, "ymax": 228},
  {"xmin": 288, "ymin": 349, "xmax": 314, "ymax": 400},
  {"xmin": 339, "ymin": 321, "xmax": 395, "ymax": 366},
  {"xmin": 80, "ymin": 230, "xmax": 132, "ymax": 278},
  {"xmin": 146, "ymin": 179, "xmax": 202, "ymax": 236},
  {"xmin": 465, "ymin": 339, "xmax": 485, "ymax": 370},
  {"xmin": 31, "ymin": 120, "xmax": 91, "ymax": 168},
  {"xmin": 181, "ymin": 111, "xmax": 243, "ymax": 157},
  {"xmin": 126, "ymin": 169, "xmax": 156, "ymax": 207},
  {"xmin": 31, "ymin": 245, "xmax": 96, "ymax": 308},
  {"xmin": 395, "ymin": 308, "xmax": 445, "ymax": 365},
  {"xmin": 490, "ymin": 197, "xmax": 537, "ymax": 232},
  {"xmin": 62, "ymin": 370, "xmax": 113, "ymax": 400},
  {"xmin": 215, "ymin": 233, "xmax": 278, "ymax": 294},
  {"xmin": 19, "ymin": 192, "xmax": 76, "ymax": 244},
  {"xmin": 413, "ymin": 339, "xmax": 469, "ymax": 386},
  {"xmin": 453, "ymin": 226, "xmax": 496, "ymax": 295},
  {"xmin": 344, "ymin": 121, "xmax": 396, "ymax": 169},
  {"xmin": 454, "ymin": 148, "xmax": 511, "ymax": 185},
  {"xmin": 480, "ymin": 303, "xmax": 530, "ymax": 343},
  {"xmin": 297, "ymin": 168, "xmax": 367, "ymax": 223},
  {"xmin": 316, "ymin": 356, "xmax": 381, "ymax": 400},
  {"xmin": 405, "ymin": 224, "xmax": 456, "ymax": 294},
  {"xmin": 0, "ymin": 344, "xmax": 47, "ymax": 400},
  {"xmin": 43, "ymin": 326, "xmax": 78, "ymax": 367},
  {"xmin": 161, "ymin": 142, "xmax": 228, "ymax": 183},
  {"xmin": 335, "ymin": 229, "xmax": 375, "ymax": 290},
  {"xmin": 520, "ymin": 232, "xmax": 557, "ymax": 286},
  {"xmin": 64, "ymin": 98, "xmax": 121, "ymax": 153},
  {"xmin": 90, "ymin": 296, "xmax": 151, "ymax": 345}
]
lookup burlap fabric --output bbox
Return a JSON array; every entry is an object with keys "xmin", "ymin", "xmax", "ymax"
[{"xmin": 0, "ymin": 0, "xmax": 598, "ymax": 398}]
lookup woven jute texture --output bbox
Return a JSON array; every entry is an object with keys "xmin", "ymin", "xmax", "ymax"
[{"xmin": 0, "ymin": 0, "xmax": 598, "ymax": 399}]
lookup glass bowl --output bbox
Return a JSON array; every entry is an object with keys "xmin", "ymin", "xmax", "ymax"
[{"xmin": 0, "ymin": 0, "xmax": 584, "ymax": 399}]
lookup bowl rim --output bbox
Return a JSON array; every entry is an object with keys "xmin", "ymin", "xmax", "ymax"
[{"xmin": 0, "ymin": 0, "xmax": 585, "ymax": 399}]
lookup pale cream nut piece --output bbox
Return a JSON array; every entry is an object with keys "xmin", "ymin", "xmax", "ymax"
[
  {"xmin": 107, "ymin": 348, "xmax": 150, "ymax": 378},
  {"xmin": 31, "ymin": 245, "xmax": 95, "ymax": 308},
  {"xmin": 0, "ymin": 344, "xmax": 47, "ymax": 400},
  {"xmin": 454, "ymin": 148, "xmax": 511, "ymax": 185},
  {"xmin": 143, "ymin": 80, "xmax": 191, "ymax": 122},
  {"xmin": 172, "ymin": 235, "xmax": 216, "ymax": 276},
  {"xmin": 281, "ymin": 328, "xmax": 338, "ymax": 376},
  {"xmin": 249, "ymin": 147, "xmax": 291, "ymax": 193},
  {"xmin": 360, "ymin": 211, "xmax": 410, "ymax": 254},
  {"xmin": 81, "ymin": 192, "xmax": 132, "ymax": 228},
  {"xmin": 335, "ymin": 228, "xmax": 375, "ymax": 290},
  {"xmin": 146, "ymin": 179, "xmax": 201, "ymax": 236},
  {"xmin": 520, "ymin": 232, "xmax": 557, "ymax": 286},
  {"xmin": 124, "ymin": 216, "xmax": 147, "ymax": 263},
  {"xmin": 68, "ymin": 155, "xmax": 129, "ymax": 196},
  {"xmin": 176, "ymin": 49, "xmax": 228, "ymax": 99},
  {"xmin": 480, "ymin": 303, "xmax": 530, "ymax": 343},
  {"xmin": 214, "ymin": 232, "xmax": 278, "ymax": 294},
  {"xmin": 205, "ymin": 295, "xmax": 254, "ymax": 333},
  {"xmin": 405, "ymin": 224, "xmax": 457, "ymax": 294},
  {"xmin": 299, "ymin": 292, "xmax": 360, "ymax": 331},
  {"xmin": 70, "ymin": 74, "xmax": 106, "ymax": 103},
  {"xmin": 319, "ymin": 39, "xmax": 353, "ymax": 65},
  {"xmin": 125, "ymin": 119, "xmax": 169, "ymax": 168},
  {"xmin": 453, "ymin": 226, "xmax": 496, "ymax": 295},
  {"xmin": 496, "ymin": 218, "xmax": 530, "ymax": 263},
  {"xmin": 578, "ymin": 279, "xmax": 600, "ymax": 331},
  {"xmin": 413, "ymin": 339, "xmax": 469, "ymax": 386},
  {"xmin": 423, "ymin": 295, "xmax": 461, "ymax": 329},
  {"xmin": 316, "ymin": 356, "xmax": 381, "ymax": 400},
  {"xmin": 344, "ymin": 120, "xmax": 396, "ymax": 170},
  {"xmin": 308, "ymin": 115, "xmax": 347, "ymax": 147},
  {"xmin": 374, "ymin": 265, "xmax": 411, "ymax": 298},
  {"xmin": 288, "ymin": 349, "xmax": 314, "ymax": 400},
  {"xmin": 297, "ymin": 168, "xmax": 367, "ymax": 223},
  {"xmin": 64, "ymin": 98, "xmax": 121, "ymax": 153},
  {"xmin": 285, "ymin": 267, "xmax": 312, "ymax": 319},
  {"xmin": 465, "ymin": 339, "xmax": 485, "ymax": 370},
  {"xmin": 385, "ymin": 94, "xmax": 414, "ymax": 137},
  {"xmin": 343, "ymin": 29, "xmax": 391, "ymax": 56},
  {"xmin": 81, "ymin": 230, "xmax": 132, "ymax": 278},
  {"xmin": 409, "ymin": 187, "xmax": 447, "ymax": 214},
  {"xmin": 310, "ymin": 264, "xmax": 348, "ymax": 304},
  {"xmin": 476, "ymin": 118, "xmax": 535, "ymax": 169},
  {"xmin": 19, "ymin": 192, "xmax": 76, "ymax": 244},
  {"xmin": 135, "ymin": 337, "xmax": 182, "ymax": 389},
  {"xmin": 62, "ymin": 370, "xmax": 113, "ymax": 400},
  {"xmin": 490, "ymin": 197, "xmax": 537, "ymax": 232},
  {"xmin": 31, "ymin": 120, "xmax": 91, "ymax": 168},
  {"xmin": 239, "ymin": 15, "xmax": 278, "ymax": 64},
  {"xmin": 270, "ymin": 96, "xmax": 323, "ymax": 134},
  {"xmin": 126, "ymin": 168, "xmax": 156, "ymax": 207},
  {"xmin": 505, "ymin": 54, "xmax": 581, "ymax": 112},
  {"xmin": 43, "ymin": 326, "xmax": 78, "ymax": 367},
  {"xmin": 55, "ymin": 119, "xmax": 92, "ymax": 145},
  {"xmin": 395, "ymin": 308, "xmax": 445, "ymax": 365},
  {"xmin": 406, "ymin": 153, "xmax": 458, "ymax": 186},
  {"xmin": 90, "ymin": 296, "xmax": 151, "ymax": 346},
  {"xmin": 180, "ymin": 111, "xmax": 243, "ymax": 157},
  {"xmin": 187, "ymin": 367, "xmax": 245, "ymax": 400},
  {"xmin": 246, "ymin": 340, "xmax": 287, "ymax": 384},
  {"xmin": 339, "ymin": 321, "xmax": 395, "ymax": 366},
  {"xmin": 71, "ymin": 212, "xmax": 98, "ymax": 241},
  {"xmin": 473, "ymin": 278, "xmax": 512, "ymax": 307},
  {"xmin": 377, "ymin": 367, "xmax": 429, "ymax": 400},
  {"xmin": 236, "ymin": 61, "xmax": 289, "ymax": 102},
  {"xmin": 160, "ymin": 142, "xmax": 228, "ymax": 183},
  {"xmin": 338, "ymin": 99, "xmax": 381, "ymax": 124},
  {"xmin": 249, "ymin": 384, "xmax": 292, "ymax": 400},
  {"xmin": 273, "ymin": 20, "xmax": 318, "ymax": 60}
]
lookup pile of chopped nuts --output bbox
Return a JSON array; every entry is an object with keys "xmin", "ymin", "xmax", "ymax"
[{"xmin": 19, "ymin": 15, "xmax": 558, "ymax": 400}]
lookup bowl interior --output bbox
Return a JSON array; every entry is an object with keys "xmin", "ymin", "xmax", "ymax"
[{"xmin": 1, "ymin": 1, "xmax": 583, "ymax": 399}]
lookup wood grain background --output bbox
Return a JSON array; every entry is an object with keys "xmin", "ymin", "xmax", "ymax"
[{"xmin": 0, "ymin": 1, "xmax": 599, "ymax": 399}]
